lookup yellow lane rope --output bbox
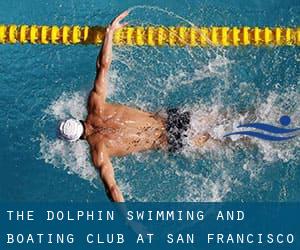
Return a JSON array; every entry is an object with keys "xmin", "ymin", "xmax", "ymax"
[{"xmin": 0, "ymin": 25, "xmax": 299, "ymax": 46}]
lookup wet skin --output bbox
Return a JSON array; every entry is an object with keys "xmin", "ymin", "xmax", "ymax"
[
  {"xmin": 80, "ymin": 11, "xmax": 209, "ymax": 203},
  {"xmin": 80, "ymin": 11, "xmax": 163, "ymax": 203},
  {"xmin": 85, "ymin": 96, "xmax": 168, "ymax": 157}
]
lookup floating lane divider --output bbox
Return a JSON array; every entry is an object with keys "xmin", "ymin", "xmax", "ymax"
[{"xmin": 0, "ymin": 25, "xmax": 299, "ymax": 46}]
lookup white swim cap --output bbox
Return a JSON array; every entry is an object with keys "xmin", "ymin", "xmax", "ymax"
[{"xmin": 58, "ymin": 118, "xmax": 84, "ymax": 142}]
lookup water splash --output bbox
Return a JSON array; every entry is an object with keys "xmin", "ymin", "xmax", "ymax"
[
  {"xmin": 39, "ymin": 134, "xmax": 98, "ymax": 185},
  {"xmin": 39, "ymin": 88, "xmax": 300, "ymax": 201},
  {"xmin": 37, "ymin": 6, "xmax": 299, "ymax": 202}
]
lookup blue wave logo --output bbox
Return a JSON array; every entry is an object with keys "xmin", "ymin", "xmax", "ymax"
[{"xmin": 224, "ymin": 116, "xmax": 300, "ymax": 141}]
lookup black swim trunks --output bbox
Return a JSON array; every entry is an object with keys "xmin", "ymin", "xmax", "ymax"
[{"xmin": 166, "ymin": 108, "xmax": 191, "ymax": 153}]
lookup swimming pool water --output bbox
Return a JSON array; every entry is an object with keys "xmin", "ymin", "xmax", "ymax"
[{"xmin": 0, "ymin": 0, "xmax": 299, "ymax": 202}]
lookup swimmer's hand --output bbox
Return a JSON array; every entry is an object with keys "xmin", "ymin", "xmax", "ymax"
[
  {"xmin": 94, "ymin": 11, "xmax": 129, "ymax": 101},
  {"xmin": 107, "ymin": 10, "xmax": 129, "ymax": 33}
]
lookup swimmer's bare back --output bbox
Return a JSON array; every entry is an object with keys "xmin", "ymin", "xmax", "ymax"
[
  {"xmin": 81, "ymin": 11, "xmax": 168, "ymax": 202},
  {"xmin": 86, "ymin": 102, "xmax": 168, "ymax": 156}
]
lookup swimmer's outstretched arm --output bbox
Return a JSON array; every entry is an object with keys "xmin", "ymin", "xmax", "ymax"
[
  {"xmin": 92, "ymin": 143, "xmax": 125, "ymax": 202},
  {"xmin": 93, "ymin": 11, "xmax": 129, "ymax": 101}
]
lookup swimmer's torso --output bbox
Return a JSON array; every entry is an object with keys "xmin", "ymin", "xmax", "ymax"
[{"xmin": 85, "ymin": 92, "xmax": 167, "ymax": 156}]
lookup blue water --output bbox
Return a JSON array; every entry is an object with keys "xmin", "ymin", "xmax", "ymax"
[{"xmin": 0, "ymin": 0, "xmax": 299, "ymax": 202}]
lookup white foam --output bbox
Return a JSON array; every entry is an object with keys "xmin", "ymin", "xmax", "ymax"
[
  {"xmin": 175, "ymin": 164, "xmax": 233, "ymax": 202},
  {"xmin": 39, "ymin": 134, "xmax": 97, "ymax": 183},
  {"xmin": 180, "ymin": 89, "xmax": 300, "ymax": 163},
  {"xmin": 253, "ymin": 90, "xmax": 300, "ymax": 162},
  {"xmin": 39, "ymin": 92, "xmax": 98, "ymax": 185},
  {"xmin": 37, "ymin": 6, "xmax": 299, "ymax": 202},
  {"xmin": 46, "ymin": 92, "xmax": 87, "ymax": 120},
  {"xmin": 38, "ymin": 72, "xmax": 300, "ymax": 203}
]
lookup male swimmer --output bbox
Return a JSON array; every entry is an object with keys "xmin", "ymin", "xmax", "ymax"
[{"xmin": 58, "ymin": 11, "xmax": 210, "ymax": 202}]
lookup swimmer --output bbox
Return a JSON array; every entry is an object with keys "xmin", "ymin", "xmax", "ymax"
[{"xmin": 58, "ymin": 11, "xmax": 210, "ymax": 202}]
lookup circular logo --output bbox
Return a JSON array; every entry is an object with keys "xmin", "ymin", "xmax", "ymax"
[{"xmin": 279, "ymin": 116, "xmax": 291, "ymax": 126}]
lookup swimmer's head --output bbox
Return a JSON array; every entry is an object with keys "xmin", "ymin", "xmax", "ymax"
[{"xmin": 57, "ymin": 118, "xmax": 84, "ymax": 142}]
